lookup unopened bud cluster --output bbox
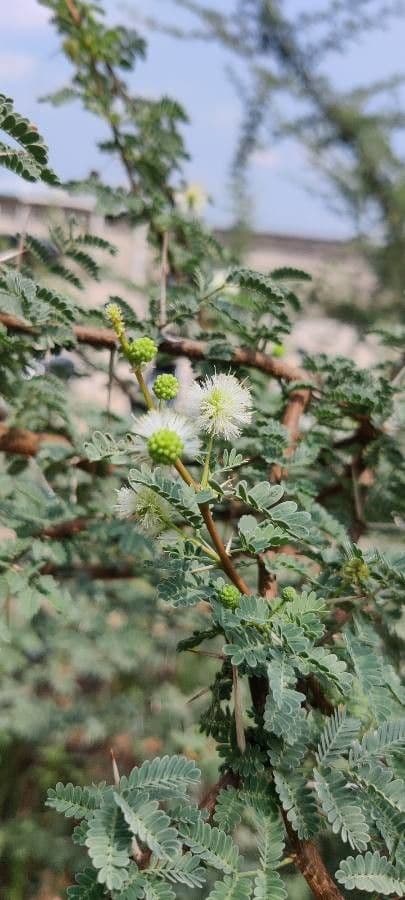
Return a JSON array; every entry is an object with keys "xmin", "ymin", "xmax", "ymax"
[
  {"xmin": 153, "ymin": 373, "xmax": 179, "ymax": 401},
  {"xmin": 341, "ymin": 557, "xmax": 369, "ymax": 585},
  {"xmin": 218, "ymin": 584, "xmax": 241, "ymax": 609},
  {"xmin": 126, "ymin": 336, "xmax": 158, "ymax": 367},
  {"xmin": 147, "ymin": 428, "xmax": 184, "ymax": 464},
  {"xmin": 105, "ymin": 302, "xmax": 126, "ymax": 343}
]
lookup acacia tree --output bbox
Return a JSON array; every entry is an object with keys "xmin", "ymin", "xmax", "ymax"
[
  {"xmin": 143, "ymin": 0, "xmax": 405, "ymax": 314},
  {"xmin": 0, "ymin": 1, "xmax": 404, "ymax": 898}
]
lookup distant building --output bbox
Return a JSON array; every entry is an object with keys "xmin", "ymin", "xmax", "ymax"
[
  {"xmin": 0, "ymin": 190, "xmax": 378, "ymax": 412},
  {"xmin": 0, "ymin": 189, "xmax": 374, "ymax": 305}
]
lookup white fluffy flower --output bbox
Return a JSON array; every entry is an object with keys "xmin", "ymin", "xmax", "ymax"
[
  {"xmin": 175, "ymin": 182, "xmax": 207, "ymax": 213},
  {"xmin": 130, "ymin": 409, "xmax": 201, "ymax": 463},
  {"xmin": 115, "ymin": 484, "xmax": 172, "ymax": 535},
  {"xmin": 187, "ymin": 373, "xmax": 252, "ymax": 440}
]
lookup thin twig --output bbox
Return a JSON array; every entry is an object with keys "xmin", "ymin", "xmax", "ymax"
[
  {"xmin": 159, "ymin": 230, "xmax": 169, "ymax": 328},
  {"xmin": 232, "ymin": 664, "xmax": 246, "ymax": 754}
]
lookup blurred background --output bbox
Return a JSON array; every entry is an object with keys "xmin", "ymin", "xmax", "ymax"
[{"xmin": 0, "ymin": 1, "xmax": 404, "ymax": 897}]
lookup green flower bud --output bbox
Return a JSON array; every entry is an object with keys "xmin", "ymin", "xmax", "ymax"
[
  {"xmin": 126, "ymin": 336, "xmax": 157, "ymax": 366},
  {"xmin": 153, "ymin": 373, "xmax": 180, "ymax": 401},
  {"xmin": 341, "ymin": 558, "xmax": 369, "ymax": 584},
  {"xmin": 147, "ymin": 428, "xmax": 184, "ymax": 464},
  {"xmin": 282, "ymin": 586, "xmax": 297, "ymax": 602},
  {"xmin": 273, "ymin": 343, "xmax": 285, "ymax": 358},
  {"xmin": 105, "ymin": 302, "xmax": 125, "ymax": 341},
  {"xmin": 218, "ymin": 584, "xmax": 241, "ymax": 609}
]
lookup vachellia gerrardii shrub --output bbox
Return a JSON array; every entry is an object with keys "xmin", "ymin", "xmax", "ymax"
[{"xmin": 0, "ymin": 2, "xmax": 404, "ymax": 899}]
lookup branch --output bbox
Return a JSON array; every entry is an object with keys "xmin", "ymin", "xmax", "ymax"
[
  {"xmin": 0, "ymin": 424, "xmax": 70, "ymax": 455},
  {"xmin": 282, "ymin": 813, "xmax": 345, "ymax": 900},
  {"xmin": 0, "ymin": 423, "xmax": 111, "ymax": 473},
  {"xmin": 0, "ymin": 313, "xmax": 310, "ymax": 383}
]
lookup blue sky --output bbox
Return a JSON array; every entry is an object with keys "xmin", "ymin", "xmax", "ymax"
[{"xmin": 1, "ymin": 0, "xmax": 404, "ymax": 237}]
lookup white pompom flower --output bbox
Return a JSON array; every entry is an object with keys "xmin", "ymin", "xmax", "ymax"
[
  {"xmin": 115, "ymin": 484, "xmax": 172, "ymax": 536},
  {"xmin": 187, "ymin": 372, "xmax": 252, "ymax": 440},
  {"xmin": 130, "ymin": 409, "xmax": 201, "ymax": 464}
]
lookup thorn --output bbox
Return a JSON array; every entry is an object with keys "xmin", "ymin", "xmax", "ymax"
[{"xmin": 110, "ymin": 748, "xmax": 120, "ymax": 787}]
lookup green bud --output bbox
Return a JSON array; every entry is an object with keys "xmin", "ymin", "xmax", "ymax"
[
  {"xmin": 282, "ymin": 586, "xmax": 297, "ymax": 602},
  {"xmin": 147, "ymin": 428, "xmax": 184, "ymax": 464},
  {"xmin": 218, "ymin": 584, "xmax": 241, "ymax": 609},
  {"xmin": 153, "ymin": 373, "xmax": 180, "ymax": 401},
  {"xmin": 341, "ymin": 558, "xmax": 369, "ymax": 584},
  {"xmin": 126, "ymin": 336, "xmax": 157, "ymax": 366},
  {"xmin": 273, "ymin": 343, "xmax": 285, "ymax": 358}
]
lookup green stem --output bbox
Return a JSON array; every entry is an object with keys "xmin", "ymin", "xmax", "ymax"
[
  {"xmin": 172, "ymin": 523, "xmax": 220, "ymax": 562},
  {"xmin": 199, "ymin": 281, "xmax": 226, "ymax": 304},
  {"xmin": 199, "ymin": 502, "xmax": 251, "ymax": 595},
  {"xmin": 134, "ymin": 367, "xmax": 155, "ymax": 409},
  {"xmin": 201, "ymin": 434, "xmax": 214, "ymax": 488}
]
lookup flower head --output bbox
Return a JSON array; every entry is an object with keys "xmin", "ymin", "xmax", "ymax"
[
  {"xmin": 126, "ymin": 336, "xmax": 157, "ymax": 367},
  {"xmin": 187, "ymin": 373, "xmax": 252, "ymax": 440},
  {"xmin": 131, "ymin": 409, "xmax": 200, "ymax": 464},
  {"xmin": 218, "ymin": 584, "xmax": 241, "ymax": 609},
  {"xmin": 176, "ymin": 182, "xmax": 207, "ymax": 214},
  {"xmin": 153, "ymin": 373, "xmax": 179, "ymax": 401},
  {"xmin": 115, "ymin": 484, "xmax": 171, "ymax": 535}
]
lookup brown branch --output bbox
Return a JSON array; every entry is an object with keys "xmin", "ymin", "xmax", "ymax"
[
  {"xmin": 41, "ymin": 517, "xmax": 90, "ymax": 539},
  {"xmin": 0, "ymin": 424, "xmax": 70, "ymax": 456},
  {"xmin": 271, "ymin": 385, "xmax": 310, "ymax": 482},
  {"xmin": 199, "ymin": 502, "xmax": 251, "ymax": 595},
  {"xmin": 65, "ymin": 0, "xmax": 82, "ymax": 25},
  {"xmin": 41, "ymin": 561, "xmax": 138, "ymax": 579},
  {"xmin": 282, "ymin": 813, "xmax": 344, "ymax": 900},
  {"xmin": 0, "ymin": 313, "xmax": 311, "ymax": 384}
]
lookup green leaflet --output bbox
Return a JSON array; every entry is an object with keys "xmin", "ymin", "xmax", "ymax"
[
  {"xmin": 206, "ymin": 874, "xmax": 253, "ymax": 900},
  {"xmin": 316, "ymin": 707, "xmax": 361, "ymax": 767},
  {"xmin": 223, "ymin": 630, "xmax": 268, "ymax": 668},
  {"xmin": 84, "ymin": 430, "xmax": 129, "ymax": 463},
  {"xmin": 67, "ymin": 868, "xmax": 105, "ymax": 899},
  {"xmin": 238, "ymin": 515, "xmax": 287, "ymax": 553},
  {"xmin": 273, "ymin": 589, "xmax": 326, "ymax": 641},
  {"xmin": 157, "ymin": 558, "xmax": 213, "ymax": 608},
  {"xmin": 214, "ymin": 788, "xmax": 245, "ymax": 831},
  {"xmin": 349, "ymin": 719, "xmax": 405, "ymax": 765},
  {"xmin": 313, "ymin": 769, "xmax": 370, "ymax": 852},
  {"xmin": 179, "ymin": 820, "xmax": 240, "ymax": 873},
  {"xmin": 129, "ymin": 467, "xmax": 203, "ymax": 529},
  {"xmin": 234, "ymin": 482, "xmax": 311, "ymax": 539},
  {"xmin": 46, "ymin": 783, "xmax": 99, "ymax": 819},
  {"xmin": 253, "ymin": 872, "xmax": 287, "ymax": 900},
  {"xmin": 335, "ymin": 851, "xmax": 405, "ymax": 895},
  {"xmin": 273, "ymin": 771, "xmax": 319, "ymax": 839},
  {"xmin": 113, "ymin": 793, "xmax": 181, "ymax": 857},
  {"xmin": 120, "ymin": 755, "xmax": 201, "ymax": 799},
  {"xmin": 0, "ymin": 92, "xmax": 58, "ymax": 183},
  {"xmin": 85, "ymin": 802, "xmax": 131, "ymax": 891},
  {"xmin": 255, "ymin": 805, "xmax": 285, "ymax": 873},
  {"xmin": 294, "ymin": 645, "xmax": 352, "ymax": 695},
  {"xmin": 142, "ymin": 881, "xmax": 176, "ymax": 900},
  {"xmin": 264, "ymin": 655, "xmax": 306, "ymax": 743},
  {"xmin": 148, "ymin": 852, "xmax": 206, "ymax": 888},
  {"xmin": 353, "ymin": 762, "xmax": 405, "ymax": 812}
]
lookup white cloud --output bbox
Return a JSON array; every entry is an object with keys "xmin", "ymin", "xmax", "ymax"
[
  {"xmin": 0, "ymin": 53, "xmax": 37, "ymax": 81},
  {"xmin": 2, "ymin": 1, "xmax": 50, "ymax": 28},
  {"xmin": 250, "ymin": 147, "xmax": 278, "ymax": 169}
]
